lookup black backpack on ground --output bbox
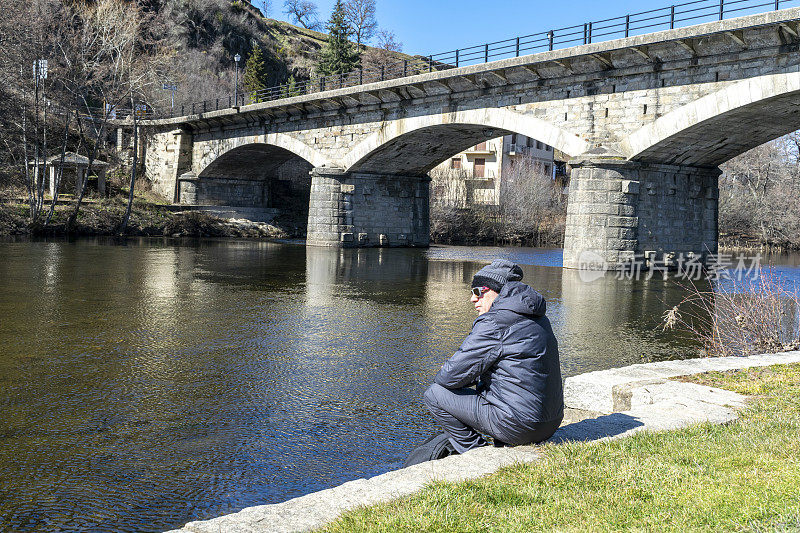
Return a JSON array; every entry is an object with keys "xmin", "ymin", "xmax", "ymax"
[{"xmin": 403, "ymin": 433, "xmax": 457, "ymax": 467}]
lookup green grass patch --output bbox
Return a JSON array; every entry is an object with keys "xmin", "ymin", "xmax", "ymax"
[{"xmin": 323, "ymin": 364, "xmax": 800, "ymax": 532}]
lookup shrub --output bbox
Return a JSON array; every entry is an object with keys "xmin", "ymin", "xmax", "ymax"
[{"xmin": 663, "ymin": 268, "xmax": 800, "ymax": 357}]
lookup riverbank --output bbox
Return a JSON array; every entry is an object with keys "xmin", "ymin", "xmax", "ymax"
[
  {"xmin": 718, "ymin": 230, "xmax": 800, "ymax": 252},
  {"xmin": 429, "ymin": 205, "xmax": 566, "ymax": 247},
  {"xmin": 326, "ymin": 361, "xmax": 800, "ymax": 532},
  {"xmin": 3, "ymin": 193, "xmax": 795, "ymax": 251},
  {"xmin": 0, "ymin": 198, "xmax": 302, "ymax": 239},
  {"xmin": 167, "ymin": 350, "xmax": 800, "ymax": 533}
]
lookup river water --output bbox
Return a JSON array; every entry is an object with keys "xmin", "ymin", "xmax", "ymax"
[{"xmin": 1, "ymin": 238, "xmax": 798, "ymax": 532}]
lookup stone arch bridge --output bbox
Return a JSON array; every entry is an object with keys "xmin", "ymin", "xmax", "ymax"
[{"xmin": 140, "ymin": 8, "xmax": 800, "ymax": 268}]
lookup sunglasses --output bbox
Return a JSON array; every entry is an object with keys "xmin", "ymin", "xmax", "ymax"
[{"xmin": 471, "ymin": 286, "xmax": 490, "ymax": 297}]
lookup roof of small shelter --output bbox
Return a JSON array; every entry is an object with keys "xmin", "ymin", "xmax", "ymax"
[{"xmin": 32, "ymin": 152, "xmax": 109, "ymax": 167}]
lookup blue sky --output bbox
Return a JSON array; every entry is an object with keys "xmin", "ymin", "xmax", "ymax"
[{"xmin": 265, "ymin": 0, "xmax": 729, "ymax": 56}]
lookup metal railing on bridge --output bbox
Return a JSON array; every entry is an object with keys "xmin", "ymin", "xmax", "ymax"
[{"xmin": 148, "ymin": 0, "xmax": 800, "ymax": 120}]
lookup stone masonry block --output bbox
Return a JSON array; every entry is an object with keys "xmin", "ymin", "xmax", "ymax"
[
  {"xmin": 607, "ymin": 192, "xmax": 630, "ymax": 204},
  {"xmin": 579, "ymin": 204, "xmax": 606, "ymax": 215},
  {"xmin": 617, "ymin": 228, "xmax": 636, "ymax": 239},
  {"xmin": 608, "ymin": 216, "xmax": 638, "ymax": 228},
  {"xmin": 621, "ymin": 180, "xmax": 640, "ymax": 194},
  {"xmin": 583, "ymin": 179, "xmax": 606, "ymax": 191},
  {"xmin": 606, "ymin": 238, "xmax": 637, "ymax": 250}
]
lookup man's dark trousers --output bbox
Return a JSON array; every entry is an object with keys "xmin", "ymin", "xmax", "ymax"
[{"xmin": 424, "ymin": 383, "xmax": 561, "ymax": 454}]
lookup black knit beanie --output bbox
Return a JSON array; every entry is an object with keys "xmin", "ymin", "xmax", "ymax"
[{"xmin": 471, "ymin": 259, "xmax": 524, "ymax": 293}]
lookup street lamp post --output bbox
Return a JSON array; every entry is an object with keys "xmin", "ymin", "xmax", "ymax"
[{"xmin": 234, "ymin": 54, "xmax": 241, "ymax": 106}]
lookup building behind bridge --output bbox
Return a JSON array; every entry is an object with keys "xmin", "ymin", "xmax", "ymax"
[{"xmin": 431, "ymin": 135, "xmax": 562, "ymax": 206}]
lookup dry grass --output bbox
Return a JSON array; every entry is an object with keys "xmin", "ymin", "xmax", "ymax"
[{"xmin": 662, "ymin": 269, "xmax": 800, "ymax": 357}]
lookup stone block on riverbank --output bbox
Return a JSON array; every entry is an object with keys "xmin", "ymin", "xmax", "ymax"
[{"xmin": 564, "ymin": 351, "xmax": 800, "ymax": 413}]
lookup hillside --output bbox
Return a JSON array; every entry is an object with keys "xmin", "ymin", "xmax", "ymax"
[
  {"xmin": 0, "ymin": 0, "xmax": 413, "ymax": 187},
  {"xmin": 152, "ymin": 0, "xmax": 413, "ymax": 110}
]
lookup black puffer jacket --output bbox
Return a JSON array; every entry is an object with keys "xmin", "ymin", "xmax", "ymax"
[{"xmin": 435, "ymin": 281, "xmax": 563, "ymax": 425}]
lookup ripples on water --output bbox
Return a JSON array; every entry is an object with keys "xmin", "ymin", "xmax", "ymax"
[{"xmin": 1, "ymin": 239, "xmax": 798, "ymax": 532}]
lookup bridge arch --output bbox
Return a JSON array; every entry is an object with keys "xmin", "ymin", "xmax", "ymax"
[
  {"xmin": 188, "ymin": 134, "xmax": 330, "ymax": 229},
  {"xmin": 341, "ymin": 108, "xmax": 589, "ymax": 174},
  {"xmin": 196, "ymin": 132, "xmax": 330, "ymax": 177},
  {"xmin": 621, "ymin": 70, "xmax": 800, "ymax": 167}
]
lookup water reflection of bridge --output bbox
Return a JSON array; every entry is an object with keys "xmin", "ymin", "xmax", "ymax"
[{"xmin": 301, "ymin": 246, "xmax": 705, "ymax": 376}]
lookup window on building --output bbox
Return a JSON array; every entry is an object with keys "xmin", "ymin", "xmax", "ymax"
[
  {"xmin": 545, "ymin": 144, "xmax": 552, "ymax": 151},
  {"xmin": 536, "ymin": 140, "xmax": 543, "ymax": 150},
  {"xmin": 545, "ymin": 164, "xmax": 551, "ymax": 176},
  {"xmin": 526, "ymin": 137, "xmax": 533, "ymax": 148},
  {"xmin": 474, "ymin": 158, "xmax": 485, "ymax": 178},
  {"xmin": 451, "ymin": 158, "xmax": 461, "ymax": 169},
  {"xmin": 511, "ymin": 133, "xmax": 517, "ymax": 145}
]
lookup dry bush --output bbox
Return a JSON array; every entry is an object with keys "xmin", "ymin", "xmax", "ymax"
[
  {"xmin": 663, "ymin": 269, "xmax": 800, "ymax": 357},
  {"xmin": 164, "ymin": 210, "xmax": 229, "ymax": 236},
  {"xmin": 428, "ymin": 154, "xmax": 566, "ymax": 246},
  {"xmin": 429, "ymin": 205, "xmax": 497, "ymax": 246},
  {"xmin": 361, "ymin": 30, "xmax": 402, "ymax": 74},
  {"xmin": 498, "ymin": 155, "xmax": 566, "ymax": 245},
  {"xmin": 429, "ymin": 168, "xmax": 469, "ymax": 208},
  {"xmin": 428, "ymin": 168, "xmax": 495, "ymax": 244},
  {"xmin": 150, "ymin": 0, "xmax": 289, "ymax": 108}
]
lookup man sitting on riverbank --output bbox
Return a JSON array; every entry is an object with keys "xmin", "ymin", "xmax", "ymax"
[{"xmin": 424, "ymin": 259, "xmax": 563, "ymax": 453}]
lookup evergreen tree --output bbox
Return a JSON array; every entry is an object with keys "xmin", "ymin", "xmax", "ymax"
[
  {"xmin": 282, "ymin": 75, "xmax": 300, "ymax": 97},
  {"xmin": 243, "ymin": 44, "xmax": 269, "ymax": 103},
  {"xmin": 317, "ymin": 0, "xmax": 360, "ymax": 77}
]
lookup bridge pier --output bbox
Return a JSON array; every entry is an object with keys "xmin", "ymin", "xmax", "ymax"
[
  {"xmin": 307, "ymin": 168, "xmax": 430, "ymax": 247},
  {"xmin": 563, "ymin": 153, "xmax": 719, "ymax": 270}
]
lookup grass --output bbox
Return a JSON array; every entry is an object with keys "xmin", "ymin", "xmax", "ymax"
[{"xmin": 323, "ymin": 364, "xmax": 800, "ymax": 532}]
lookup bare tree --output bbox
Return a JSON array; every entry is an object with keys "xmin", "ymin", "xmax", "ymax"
[
  {"xmin": 5, "ymin": 0, "xmax": 65, "ymax": 223},
  {"xmin": 362, "ymin": 29, "xmax": 402, "ymax": 73},
  {"xmin": 260, "ymin": 0, "xmax": 271, "ymax": 17},
  {"xmin": 498, "ymin": 154, "xmax": 565, "ymax": 244},
  {"xmin": 119, "ymin": 95, "xmax": 140, "ymax": 233},
  {"xmin": 283, "ymin": 0, "xmax": 320, "ymax": 29},
  {"xmin": 59, "ymin": 0, "xmax": 163, "ymax": 231},
  {"xmin": 0, "ymin": 0, "xmax": 28, "ymax": 189},
  {"xmin": 429, "ymin": 167, "xmax": 469, "ymax": 208},
  {"xmin": 343, "ymin": 0, "xmax": 377, "ymax": 48},
  {"xmin": 719, "ymin": 139, "xmax": 800, "ymax": 247}
]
